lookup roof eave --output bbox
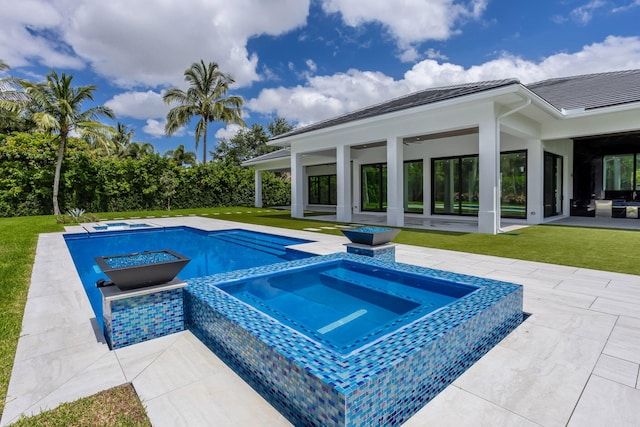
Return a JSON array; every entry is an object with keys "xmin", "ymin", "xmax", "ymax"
[
  {"xmin": 557, "ymin": 101, "xmax": 640, "ymax": 118},
  {"xmin": 270, "ymin": 82, "xmax": 531, "ymax": 146}
]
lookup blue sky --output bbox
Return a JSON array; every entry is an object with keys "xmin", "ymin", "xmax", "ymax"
[{"xmin": 2, "ymin": 0, "xmax": 640, "ymax": 161}]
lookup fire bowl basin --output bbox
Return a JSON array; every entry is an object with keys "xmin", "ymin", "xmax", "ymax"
[
  {"xmin": 341, "ymin": 226, "xmax": 400, "ymax": 246},
  {"xmin": 94, "ymin": 249, "xmax": 190, "ymax": 291}
]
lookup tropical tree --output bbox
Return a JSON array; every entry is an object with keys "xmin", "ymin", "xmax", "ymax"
[
  {"xmin": 164, "ymin": 144, "xmax": 196, "ymax": 167},
  {"xmin": 212, "ymin": 117, "xmax": 293, "ymax": 165},
  {"xmin": 123, "ymin": 141, "xmax": 155, "ymax": 160},
  {"xmin": 0, "ymin": 60, "xmax": 33, "ymax": 134},
  {"xmin": 164, "ymin": 60, "xmax": 245, "ymax": 164},
  {"xmin": 111, "ymin": 122, "xmax": 135, "ymax": 154},
  {"xmin": 21, "ymin": 71, "xmax": 114, "ymax": 214},
  {"xmin": 268, "ymin": 116, "xmax": 294, "ymax": 137}
]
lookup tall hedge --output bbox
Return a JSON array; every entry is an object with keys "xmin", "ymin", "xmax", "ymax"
[{"xmin": 0, "ymin": 132, "xmax": 290, "ymax": 217}]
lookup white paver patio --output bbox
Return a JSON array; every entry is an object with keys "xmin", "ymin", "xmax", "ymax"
[{"xmin": 1, "ymin": 216, "xmax": 639, "ymax": 426}]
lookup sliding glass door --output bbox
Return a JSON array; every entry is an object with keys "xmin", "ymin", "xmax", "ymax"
[
  {"xmin": 361, "ymin": 164, "xmax": 387, "ymax": 211},
  {"xmin": 432, "ymin": 156, "xmax": 479, "ymax": 215},
  {"xmin": 404, "ymin": 160, "xmax": 424, "ymax": 213},
  {"xmin": 433, "ymin": 151, "xmax": 527, "ymax": 217},
  {"xmin": 544, "ymin": 152, "xmax": 563, "ymax": 217},
  {"xmin": 501, "ymin": 151, "xmax": 527, "ymax": 218}
]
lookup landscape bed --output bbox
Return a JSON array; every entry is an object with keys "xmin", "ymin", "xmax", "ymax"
[{"xmin": 185, "ymin": 252, "xmax": 523, "ymax": 427}]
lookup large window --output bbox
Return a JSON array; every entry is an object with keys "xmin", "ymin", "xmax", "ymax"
[
  {"xmin": 501, "ymin": 151, "xmax": 527, "ymax": 218},
  {"xmin": 404, "ymin": 160, "xmax": 423, "ymax": 213},
  {"xmin": 432, "ymin": 156, "xmax": 478, "ymax": 215},
  {"xmin": 603, "ymin": 154, "xmax": 635, "ymax": 191},
  {"xmin": 432, "ymin": 150, "xmax": 527, "ymax": 218},
  {"xmin": 361, "ymin": 164, "xmax": 387, "ymax": 211},
  {"xmin": 308, "ymin": 175, "xmax": 336, "ymax": 205}
]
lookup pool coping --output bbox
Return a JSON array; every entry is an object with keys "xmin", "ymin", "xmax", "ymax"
[{"xmin": 2, "ymin": 215, "xmax": 639, "ymax": 427}]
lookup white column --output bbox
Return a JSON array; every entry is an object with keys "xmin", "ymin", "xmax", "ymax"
[
  {"xmin": 386, "ymin": 136, "xmax": 404, "ymax": 227},
  {"xmin": 254, "ymin": 169, "xmax": 263, "ymax": 208},
  {"xmin": 290, "ymin": 151, "xmax": 305, "ymax": 218},
  {"xmin": 336, "ymin": 145, "xmax": 352, "ymax": 222},
  {"xmin": 527, "ymin": 143, "xmax": 543, "ymax": 224},
  {"xmin": 478, "ymin": 107, "xmax": 499, "ymax": 234}
]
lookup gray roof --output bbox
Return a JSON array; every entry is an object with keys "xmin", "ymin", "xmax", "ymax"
[
  {"xmin": 271, "ymin": 79, "xmax": 520, "ymax": 141},
  {"xmin": 269, "ymin": 69, "xmax": 640, "ymax": 142},
  {"xmin": 526, "ymin": 69, "xmax": 640, "ymax": 111},
  {"xmin": 241, "ymin": 148, "xmax": 290, "ymax": 165}
]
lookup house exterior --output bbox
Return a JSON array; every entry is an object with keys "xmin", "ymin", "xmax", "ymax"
[{"xmin": 243, "ymin": 70, "xmax": 640, "ymax": 234}]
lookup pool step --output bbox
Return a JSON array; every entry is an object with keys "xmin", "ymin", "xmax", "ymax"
[
  {"xmin": 212, "ymin": 232, "xmax": 286, "ymax": 257},
  {"xmin": 318, "ymin": 271, "xmax": 421, "ymax": 314}
]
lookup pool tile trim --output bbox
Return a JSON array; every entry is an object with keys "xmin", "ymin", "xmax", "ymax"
[{"xmin": 186, "ymin": 252, "xmax": 522, "ymax": 426}]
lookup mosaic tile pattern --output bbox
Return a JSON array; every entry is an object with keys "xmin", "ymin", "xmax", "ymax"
[
  {"xmin": 346, "ymin": 243, "xmax": 396, "ymax": 262},
  {"xmin": 104, "ymin": 288, "xmax": 184, "ymax": 349},
  {"xmin": 185, "ymin": 253, "xmax": 523, "ymax": 426}
]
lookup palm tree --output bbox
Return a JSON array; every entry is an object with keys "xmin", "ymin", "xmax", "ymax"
[
  {"xmin": 164, "ymin": 144, "xmax": 197, "ymax": 167},
  {"xmin": 0, "ymin": 60, "xmax": 33, "ymax": 133},
  {"xmin": 124, "ymin": 142, "xmax": 155, "ymax": 160},
  {"xmin": 163, "ymin": 60, "xmax": 245, "ymax": 164},
  {"xmin": 21, "ymin": 71, "xmax": 114, "ymax": 215},
  {"xmin": 109, "ymin": 122, "xmax": 135, "ymax": 157}
]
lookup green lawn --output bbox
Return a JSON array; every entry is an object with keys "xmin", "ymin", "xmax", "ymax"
[{"xmin": 1, "ymin": 207, "xmax": 638, "ymax": 423}]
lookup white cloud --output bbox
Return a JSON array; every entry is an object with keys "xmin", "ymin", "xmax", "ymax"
[
  {"xmin": 142, "ymin": 119, "xmax": 169, "ymax": 138},
  {"xmin": 247, "ymin": 36, "xmax": 640, "ymax": 126},
  {"xmin": 321, "ymin": 0, "xmax": 488, "ymax": 55},
  {"xmin": 0, "ymin": 0, "xmax": 84, "ymax": 69},
  {"xmin": 248, "ymin": 69, "xmax": 406, "ymax": 126},
  {"xmin": 425, "ymin": 48, "xmax": 448, "ymax": 61},
  {"xmin": 306, "ymin": 59, "xmax": 318, "ymax": 73},
  {"xmin": 0, "ymin": 0, "xmax": 309, "ymax": 88},
  {"xmin": 613, "ymin": 0, "xmax": 640, "ymax": 13},
  {"xmin": 105, "ymin": 91, "xmax": 167, "ymax": 120},
  {"xmin": 570, "ymin": 0, "xmax": 606, "ymax": 24},
  {"xmin": 399, "ymin": 47, "xmax": 420, "ymax": 63},
  {"xmin": 214, "ymin": 124, "xmax": 243, "ymax": 140}
]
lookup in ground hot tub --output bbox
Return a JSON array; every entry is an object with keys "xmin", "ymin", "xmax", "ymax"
[{"xmin": 185, "ymin": 253, "xmax": 522, "ymax": 427}]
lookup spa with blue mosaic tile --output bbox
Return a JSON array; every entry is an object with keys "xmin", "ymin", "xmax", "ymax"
[{"xmin": 185, "ymin": 252, "xmax": 523, "ymax": 427}]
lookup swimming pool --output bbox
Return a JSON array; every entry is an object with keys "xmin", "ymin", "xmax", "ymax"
[
  {"xmin": 64, "ymin": 226, "xmax": 313, "ymax": 327},
  {"xmin": 187, "ymin": 253, "xmax": 523, "ymax": 426},
  {"xmin": 218, "ymin": 260, "xmax": 477, "ymax": 355}
]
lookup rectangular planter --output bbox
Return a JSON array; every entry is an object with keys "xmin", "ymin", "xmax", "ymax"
[{"xmin": 94, "ymin": 249, "xmax": 190, "ymax": 290}]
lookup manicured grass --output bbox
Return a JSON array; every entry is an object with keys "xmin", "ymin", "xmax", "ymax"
[
  {"xmin": 1, "ymin": 207, "xmax": 638, "ymax": 423},
  {"xmin": 10, "ymin": 383, "xmax": 150, "ymax": 427}
]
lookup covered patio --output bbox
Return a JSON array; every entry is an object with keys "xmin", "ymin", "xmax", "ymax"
[
  {"xmin": 245, "ymin": 70, "xmax": 640, "ymax": 235},
  {"xmin": 297, "ymin": 209, "xmax": 640, "ymax": 233}
]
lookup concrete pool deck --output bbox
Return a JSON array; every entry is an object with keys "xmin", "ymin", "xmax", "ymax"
[{"xmin": 1, "ymin": 216, "xmax": 639, "ymax": 426}]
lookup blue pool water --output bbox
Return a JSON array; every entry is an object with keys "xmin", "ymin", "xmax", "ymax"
[
  {"xmin": 64, "ymin": 226, "xmax": 313, "ymax": 326},
  {"xmin": 218, "ymin": 259, "xmax": 477, "ymax": 354}
]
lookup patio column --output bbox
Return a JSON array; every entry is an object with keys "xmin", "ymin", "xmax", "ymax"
[
  {"xmin": 478, "ymin": 107, "xmax": 499, "ymax": 234},
  {"xmin": 386, "ymin": 136, "xmax": 404, "ymax": 227},
  {"xmin": 254, "ymin": 169, "xmax": 263, "ymax": 208},
  {"xmin": 291, "ymin": 151, "xmax": 305, "ymax": 218},
  {"xmin": 336, "ymin": 145, "xmax": 352, "ymax": 222}
]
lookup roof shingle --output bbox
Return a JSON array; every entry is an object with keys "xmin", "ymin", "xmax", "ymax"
[
  {"xmin": 526, "ymin": 69, "xmax": 640, "ymax": 111},
  {"xmin": 272, "ymin": 79, "xmax": 519, "ymax": 140}
]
